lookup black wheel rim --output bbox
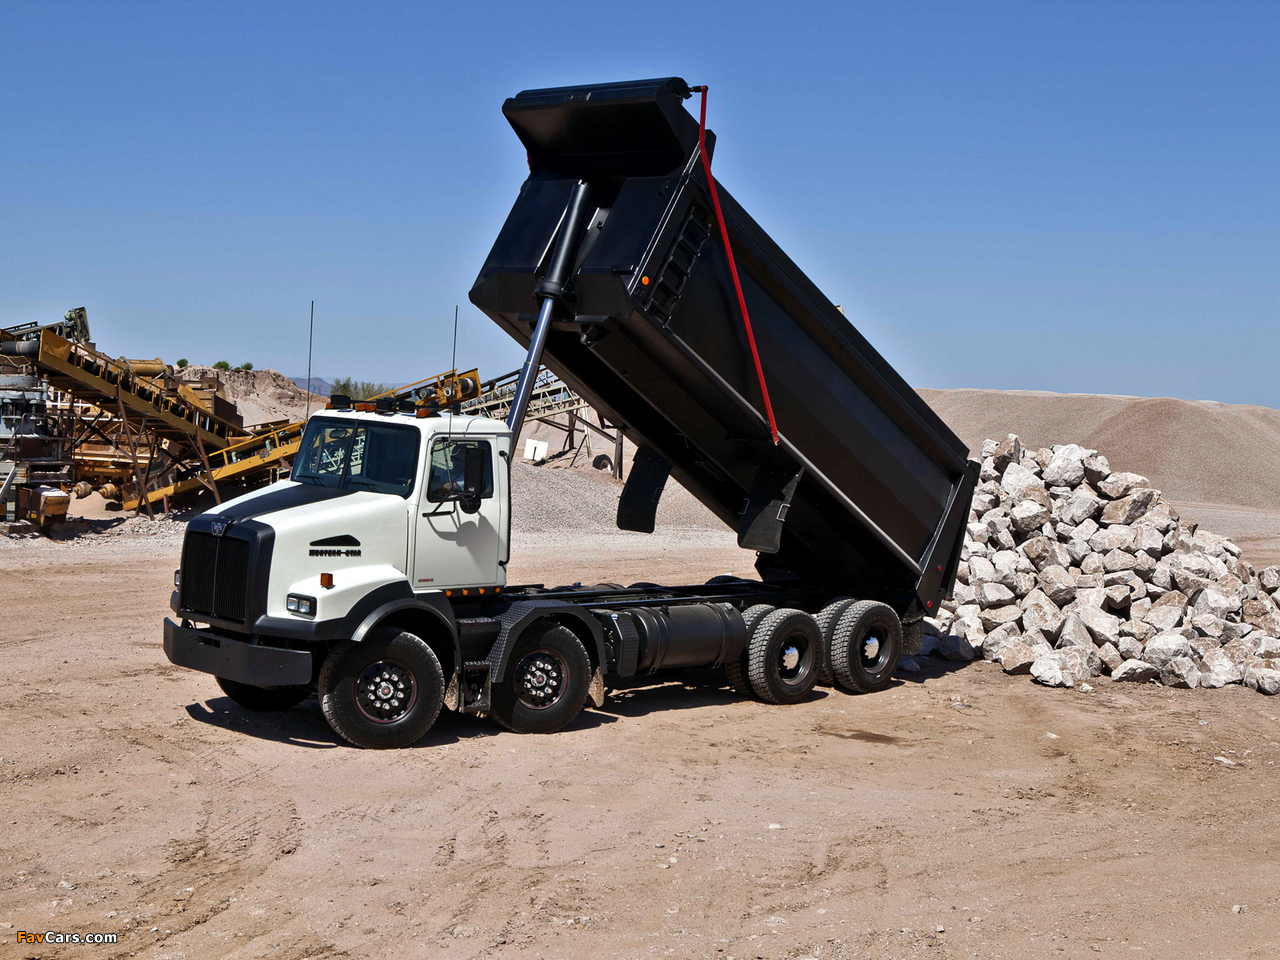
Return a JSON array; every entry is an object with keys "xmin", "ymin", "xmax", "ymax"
[
  {"xmin": 514, "ymin": 648, "xmax": 567, "ymax": 710},
  {"xmin": 861, "ymin": 627, "xmax": 892, "ymax": 675},
  {"xmin": 356, "ymin": 659, "xmax": 417, "ymax": 723},
  {"xmin": 775, "ymin": 632, "xmax": 813, "ymax": 688}
]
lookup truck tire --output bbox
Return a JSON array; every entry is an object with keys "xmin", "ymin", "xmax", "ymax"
[
  {"xmin": 814, "ymin": 597, "xmax": 857, "ymax": 686},
  {"xmin": 491, "ymin": 623, "xmax": 591, "ymax": 734},
  {"xmin": 216, "ymin": 677, "xmax": 310, "ymax": 712},
  {"xmin": 319, "ymin": 630, "xmax": 445, "ymax": 749},
  {"xmin": 829, "ymin": 601, "xmax": 902, "ymax": 694},
  {"xmin": 705, "ymin": 575, "xmax": 745, "ymax": 585},
  {"xmin": 747, "ymin": 608, "xmax": 822, "ymax": 704},
  {"xmin": 724, "ymin": 603, "xmax": 775, "ymax": 696}
]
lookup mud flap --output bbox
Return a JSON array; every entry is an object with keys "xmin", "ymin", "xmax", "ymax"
[
  {"xmin": 617, "ymin": 446, "xmax": 670, "ymax": 533},
  {"xmin": 737, "ymin": 462, "xmax": 804, "ymax": 554},
  {"xmin": 443, "ymin": 674, "xmax": 460, "ymax": 712},
  {"xmin": 586, "ymin": 666, "xmax": 607, "ymax": 709}
]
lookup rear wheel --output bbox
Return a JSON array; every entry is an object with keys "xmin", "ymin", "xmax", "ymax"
[
  {"xmin": 814, "ymin": 597, "xmax": 857, "ymax": 685},
  {"xmin": 747, "ymin": 608, "xmax": 822, "ymax": 704},
  {"xmin": 724, "ymin": 604, "xmax": 776, "ymax": 696},
  {"xmin": 319, "ymin": 630, "xmax": 445, "ymax": 748},
  {"xmin": 491, "ymin": 623, "xmax": 591, "ymax": 734},
  {"xmin": 216, "ymin": 677, "xmax": 310, "ymax": 712},
  {"xmin": 830, "ymin": 601, "xmax": 902, "ymax": 694}
]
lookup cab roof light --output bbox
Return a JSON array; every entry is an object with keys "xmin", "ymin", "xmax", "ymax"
[
  {"xmin": 355, "ymin": 401, "xmax": 375, "ymax": 412},
  {"xmin": 329, "ymin": 394, "xmax": 352, "ymax": 410}
]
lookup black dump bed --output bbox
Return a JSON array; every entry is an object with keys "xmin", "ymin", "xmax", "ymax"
[{"xmin": 470, "ymin": 77, "xmax": 978, "ymax": 617}]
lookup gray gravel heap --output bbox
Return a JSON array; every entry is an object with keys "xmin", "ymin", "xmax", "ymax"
[{"xmin": 922, "ymin": 434, "xmax": 1280, "ymax": 694}]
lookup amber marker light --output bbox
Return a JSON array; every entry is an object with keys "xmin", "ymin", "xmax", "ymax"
[
  {"xmin": 320, "ymin": 573, "xmax": 334, "ymax": 589},
  {"xmin": 641, "ymin": 276, "xmax": 650, "ymax": 286}
]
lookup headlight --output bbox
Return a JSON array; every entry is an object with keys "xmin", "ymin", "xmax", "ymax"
[
  {"xmin": 174, "ymin": 569, "xmax": 181, "ymax": 588},
  {"xmin": 286, "ymin": 594, "xmax": 316, "ymax": 617}
]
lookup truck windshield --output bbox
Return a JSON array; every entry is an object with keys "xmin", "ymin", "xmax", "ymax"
[{"xmin": 291, "ymin": 417, "xmax": 420, "ymax": 498}]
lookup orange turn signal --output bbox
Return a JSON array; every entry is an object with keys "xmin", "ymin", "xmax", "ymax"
[{"xmin": 320, "ymin": 573, "xmax": 334, "ymax": 589}]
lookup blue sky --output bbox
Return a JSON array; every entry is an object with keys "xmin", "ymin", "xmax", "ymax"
[{"xmin": 2, "ymin": 1, "xmax": 1277, "ymax": 405}]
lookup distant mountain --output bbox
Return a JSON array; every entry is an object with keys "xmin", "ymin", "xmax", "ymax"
[{"xmin": 291, "ymin": 376, "xmax": 331, "ymax": 396}]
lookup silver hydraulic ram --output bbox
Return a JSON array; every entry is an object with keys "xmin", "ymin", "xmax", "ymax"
[{"xmin": 506, "ymin": 180, "xmax": 595, "ymax": 438}]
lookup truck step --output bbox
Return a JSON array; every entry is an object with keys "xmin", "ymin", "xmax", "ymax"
[{"xmin": 460, "ymin": 660, "xmax": 492, "ymax": 715}]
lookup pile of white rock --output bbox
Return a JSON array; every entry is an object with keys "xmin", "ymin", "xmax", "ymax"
[{"xmin": 922, "ymin": 434, "xmax": 1280, "ymax": 694}]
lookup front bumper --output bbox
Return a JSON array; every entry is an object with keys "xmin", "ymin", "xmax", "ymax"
[{"xmin": 163, "ymin": 618, "xmax": 313, "ymax": 687}]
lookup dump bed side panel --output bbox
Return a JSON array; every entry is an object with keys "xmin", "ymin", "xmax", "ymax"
[{"xmin": 470, "ymin": 78, "xmax": 977, "ymax": 611}]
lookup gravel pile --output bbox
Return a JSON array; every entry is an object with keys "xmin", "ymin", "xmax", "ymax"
[
  {"xmin": 923, "ymin": 434, "xmax": 1280, "ymax": 694},
  {"xmin": 46, "ymin": 513, "xmax": 189, "ymax": 546}
]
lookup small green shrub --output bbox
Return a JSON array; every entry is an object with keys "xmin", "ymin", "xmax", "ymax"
[
  {"xmin": 330, "ymin": 377, "xmax": 389, "ymax": 401},
  {"xmin": 213, "ymin": 360, "xmax": 231, "ymax": 370}
]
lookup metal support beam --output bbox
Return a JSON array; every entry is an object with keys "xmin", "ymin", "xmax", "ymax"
[{"xmin": 115, "ymin": 385, "xmax": 154, "ymax": 519}]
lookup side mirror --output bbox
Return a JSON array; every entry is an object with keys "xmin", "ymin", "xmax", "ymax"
[{"xmin": 462, "ymin": 446, "xmax": 485, "ymax": 497}]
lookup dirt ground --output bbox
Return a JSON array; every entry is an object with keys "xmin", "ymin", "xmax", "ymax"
[{"xmin": 2, "ymin": 531, "xmax": 1279, "ymax": 960}]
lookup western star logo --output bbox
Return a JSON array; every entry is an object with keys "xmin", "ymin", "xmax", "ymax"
[
  {"xmin": 211, "ymin": 520, "xmax": 229, "ymax": 536},
  {"xmin": 308, "ymin": 534, "xmax": 361, "ymax": 558}
]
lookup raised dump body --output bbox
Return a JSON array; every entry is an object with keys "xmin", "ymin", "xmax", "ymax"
[{"xmin": 470, "ymin": 77, "xmax": 978, "ymax": 619}]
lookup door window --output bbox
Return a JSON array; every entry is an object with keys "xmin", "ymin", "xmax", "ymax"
[{"xmin": 426, "ymin": 438, "xmax": 494, "ymax": 502}]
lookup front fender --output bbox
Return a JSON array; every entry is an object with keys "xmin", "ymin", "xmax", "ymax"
[
  {"xmin": 278, "ymin": 563, "xmax": 407, "ymax": 623},
  {"xmin": 346, "ymin": 590, "xmax": 460, "ymax": 686}
]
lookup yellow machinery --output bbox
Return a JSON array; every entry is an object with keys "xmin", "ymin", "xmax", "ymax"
[
  {"xmin": 374, "ymin": 368, "xmax": 482, "ymax": 406},
  {"xmin": 11, "ymin": 330, "xmax": 248, "ymax": 450},
  {"xmin": 124, "ymin": 420, "xmax": 305, "ymax": 512}
]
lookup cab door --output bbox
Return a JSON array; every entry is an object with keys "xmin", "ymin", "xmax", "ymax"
[{"xmin": 412, "ymin": 433, "xmax": 503, "ymax": 590}]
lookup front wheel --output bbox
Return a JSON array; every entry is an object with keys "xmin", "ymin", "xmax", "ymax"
[
  {"xmin": 491, "ymin": 623, "xmax": 591, "ymax": 734},
  {"xmin": 216, "ymin": 677, "xmax": 310, "ymax": 712},
  {"xmin": 829, "ymin": 601, "xmax": 902, "ymax": 694},
  {"xmin": 319, "ymin": 629, "xmax": 445, "ymax": 748}
]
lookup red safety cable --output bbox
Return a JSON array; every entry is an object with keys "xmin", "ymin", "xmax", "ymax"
[{"xmin": 693, "ymin": 84, "xmax": 780, "ymax": 446}]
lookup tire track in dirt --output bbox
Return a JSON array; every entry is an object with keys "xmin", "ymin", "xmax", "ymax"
[{"xmin": 23, "ymin": 739, "xmax": 317, "ymax": 960}]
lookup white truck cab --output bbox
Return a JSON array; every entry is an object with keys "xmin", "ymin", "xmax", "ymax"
[{"xmin": 241, "ymin": 406, "xmax": 512, "ymax": 625}]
